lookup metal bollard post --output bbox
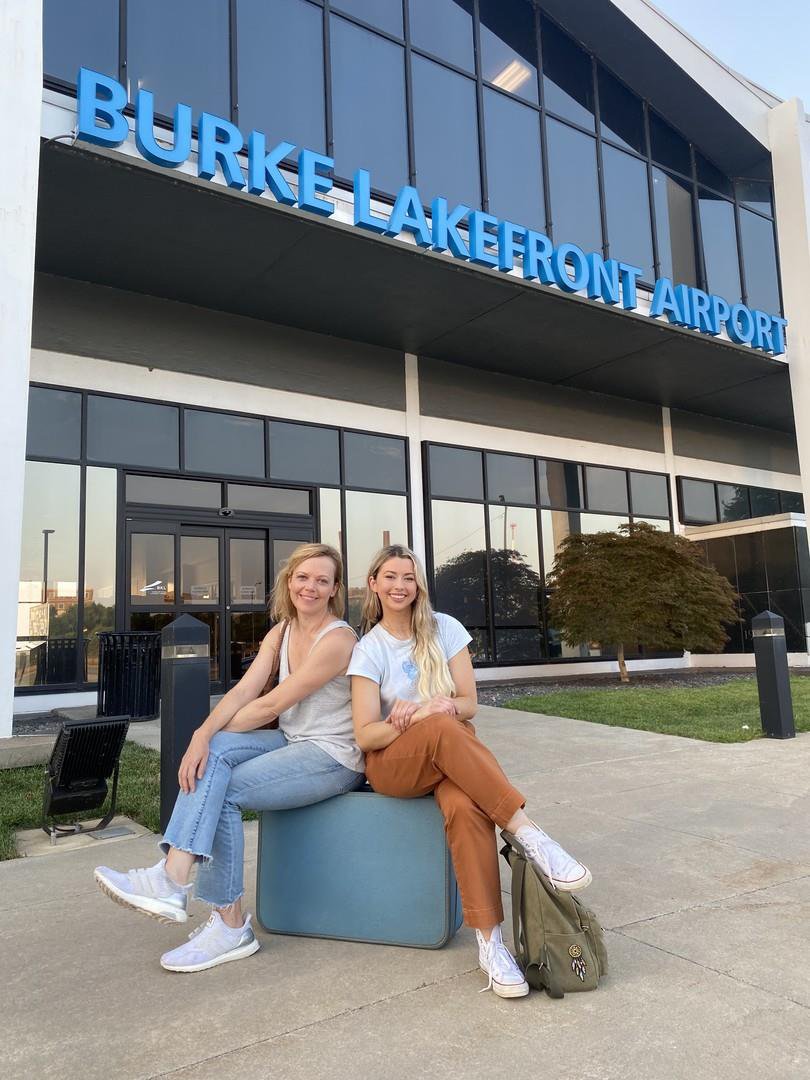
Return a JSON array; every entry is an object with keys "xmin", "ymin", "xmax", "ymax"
[
  {"xmin": 160, "ymin": 615, "xmax": 211, "ymax": 832},
  {"xmin": 751, "ymin": 610, "xmax": 796, "ymax": 739}
]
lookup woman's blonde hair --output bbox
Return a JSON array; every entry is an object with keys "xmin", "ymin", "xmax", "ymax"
[
  {"xmin": 269, "ymin": 543, "xmax": 345, "ymax": 622},
  {"xmin": 360, "ymin": 544, "xmax": 455, "ymax": 701}
]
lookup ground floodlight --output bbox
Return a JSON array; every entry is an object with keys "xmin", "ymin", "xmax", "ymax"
[{"xmin": 41, "ymin": 716, "xmax": 130, "ymax": 840}]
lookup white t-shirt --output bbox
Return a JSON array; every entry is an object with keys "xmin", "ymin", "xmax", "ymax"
[{"xmin": 347, "ymin": 612, "xmax": 472, "ymax": 719}]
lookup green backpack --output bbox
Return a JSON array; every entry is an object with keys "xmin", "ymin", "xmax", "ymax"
[{"xmin": 500, "ymin": 832, "xmax": 608, "ymax": 998}]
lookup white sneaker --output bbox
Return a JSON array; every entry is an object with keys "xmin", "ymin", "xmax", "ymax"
[
  {"xmin": 160, "ymin": 911, "xmax": 260, "ymax": 973},
  {"xmin": 515, "ymin": 823, "xmax": 592, "ymax": 892},
  {"xmin": 476, "ymin": 925, "xmax": 529, "ymax": 998},
  {"xmin": 94, "ymin": 858, "xmax": 192, "ymax": 924}
]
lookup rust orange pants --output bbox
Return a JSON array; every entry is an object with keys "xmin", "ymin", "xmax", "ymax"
[{"xmin": 364, "ymin": 713, "xmax": 525, "ymax": 929}]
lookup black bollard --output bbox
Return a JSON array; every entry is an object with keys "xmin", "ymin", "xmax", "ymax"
[
  {"xmin": 751, "ymin": 610, "xmax": 795, "ymax": 739},
  {"xmin": 160, "ymin": 615, "xmax": 211, "ymax": 832}
]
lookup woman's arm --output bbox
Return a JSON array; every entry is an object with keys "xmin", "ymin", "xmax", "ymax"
[
  {"xmin": 352, "ymin": 676, "xmax": 402, "ymax": 751},
  {"xmin": 409, "ymin": 647, "xmax": 477, "ymax": 723}
]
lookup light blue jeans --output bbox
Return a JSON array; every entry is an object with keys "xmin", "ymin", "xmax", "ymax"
[{"xmin": 161, "ymin": 729, "xmax": 364, "ymax": 907}]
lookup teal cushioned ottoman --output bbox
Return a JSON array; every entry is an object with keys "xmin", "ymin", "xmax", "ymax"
[{"xmin": 256, "ymin": 789, "xmax": 463, "ymax": 948}]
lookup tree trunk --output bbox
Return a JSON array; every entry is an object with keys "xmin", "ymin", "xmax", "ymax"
[{"xmin": 617, "ymin": 643, "xmax": 630, "ymax": 683}]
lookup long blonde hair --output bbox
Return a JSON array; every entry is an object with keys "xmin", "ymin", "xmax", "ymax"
[
  {"xmin": 269, "ymin": 543, "xmax": 345, "ymax": 622},
  {"xmin": 361, "ymin": 544, "xmax": 455, "ymax": 701}
]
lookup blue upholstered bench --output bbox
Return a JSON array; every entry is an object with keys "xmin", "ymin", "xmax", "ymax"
[{"xmin": 256, "ymin": 788, "xmax": 463, "ymax": 949}]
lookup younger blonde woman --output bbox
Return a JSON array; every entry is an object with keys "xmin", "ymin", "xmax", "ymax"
[
  {"xmin": 349, "ymin": 544, "xmax": 591, "ymax": 999},
  {"xmin": 95, "ymin": 543, "xmax": 364, "ymax": 973}
]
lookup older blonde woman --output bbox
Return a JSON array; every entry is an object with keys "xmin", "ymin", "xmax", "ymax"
[{"xmin": 95, "ymin": 543, "xmax": 364, "ymax": 973}]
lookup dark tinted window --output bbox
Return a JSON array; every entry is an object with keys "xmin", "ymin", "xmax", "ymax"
[
  {"xmin": 740, "ymin": 209, "xmax": 781, "ymax": 314},
  {"xmin": 87, "ymin": 396, "xmax": 179, "ymax": 469},
  {"xmin": 699, "ymin": 191, "xmax": 741, "ymax": 302},
  {"xmin": 750, "ymin": 487, "xmax": 780, "ymax": 517},
  {"xmin": 333, "ymin": 0, "xmax": 403, "ymax": 36},
  {"xmin": 763, "ymin": 528, "xmax": 799, "ymax": 591},
  {"xmin": 127, "ymin": 0, "xmax": 229, "ymax": 118},
  {"xmin": 237, "ymin": 0, "xmax": 325, "ymax": 153},
  {"xmin": 26, "ymin": 387, "xmax": 82, "ymax": 460},
  {"xmin": 126, "ymin": 475, "xmax": 222, "ymax": 507},
  {"xmin": 597, "ymin": 67, "xmax": 644, "ymax": 153},
  {"xmin": 630, "ymin": 472, "xmax": 669, "ymax": 518},
  {"xmin": 545, "ymin": 119, "xmax": 602, "ymax": 254},
  {"xmin": 486, "ymin": 454, "xmax": 535, "ymax": 505},
  {"xmin": 269, "ymin": 422, "xmax": 340, "ymax": 485},
  {"xmin": 538, "ymin": 460, "xmax": 583, "ymax": 508},
  {"xmin": 735, "ymin": 532, "xmax": 767, "ymax": 592},
  {"xmin": 409, "ymin": 0, "xmax": 474, "ymax": 72},
  {"xmin": 411, "ymin": 56, "xmax": 480, "ymax": 209},
  {"xmin": 652, "ymin": 168, "xmax": 697, "ymax": 285},
  {"xmin": 185, "ymin": 410, "xmax": 265, "ymax": 478},
  {"xmin": 43, "ymin": 0, "xmax": 118, "ymax": 83},
  {"xmin": 484, "ymin": 89, "xmax": 544, "ymax": 231},
  {"xmin": 680, "ymin": 478, "xmax": 717, "ymax": 523},
  {"xmin": 649, "ymin": 112, "xmax": 691, "ymax": 175},
  {"xmin": 428, "ymin": 445, "xmax": 483, "ymax": 500},
  {"xmin": 496, "ymin": 628, "xmax": 544, "ymax": 662},
  {"xmin": 479, "ymin": 0, "xmax": 538, "ymax": 105},
  {"xmin": 344, "ymin": 433, "xmax": 407, "ymax": 492},
  {"xmin": 780, "ymin": 491, "xmax": 804, "ymax": 514},
  {"xmin": 602, "ymin": 145, "xmax": 654, "ymax": 280},
  {"xmin": 717, "ymin": 483, "xmax": 750, "ymax": 522},
  {"xmin": 331, "ymin": 17, "xmax": 407, "ymax": 193},
  {"xmin": 489, "ymin": 505, "xmax": 541, "ymax": 625},
  {"xmin": 541, "ymin": 18, "xmax": 594, "ymax": 129},
  {"xmin": 431, "ymin": 500, "xmax": 488, "ymax": 624},
  {"xmin": 737, "ymin": 180, "xmax": 772, "ymax": 216},
  {"xmin": 585, "ymin": 466, "xmax": 628, "ymax": 513},
  {"xmin": 696, "ymin": 152, "xmax": 733, "ymax": 197}
]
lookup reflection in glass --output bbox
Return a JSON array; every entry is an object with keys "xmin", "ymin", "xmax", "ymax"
[
  {"xmin": 84, "ymin": 468, "xmax": 117, "ymax": 684},
  {"xmin": 733, "ymin": 532, "xmax": 767, "ymax": 592},
  {"xmin": 545, "ymin": 119, "xmax": 602, "ymax": 254},
  {"xmin": 486, "ymin": 453, "xmax": 535, "ymax": 505},
  {"xmin": 780, "ymin": 491, "xmax": 804, "ymax": 514},
  {"xmin": 763, "ymin": 528, "xmax": 799, "ymax": 591},
  {"xmin": 652, "ymin": 168, "xmax": 697, "ymax": 286},
  {"xmin": 130, "ymin": 611, "xmax": 174, "ymax": 635},
  {"xmin": 333, "ymin": 0, "xmax": 402, "ymax": 36},
  {"xmin": 27, "ymin": 387, "xmax": 82, "ymax": 461},
  {"xmin": 409, "ymin": 0, "xmax": 474, "ymax": 73},
  {"xmin": 484, "ymin": 89, "xmax": 544, "ymax": 232},
  {"xmin": 649, "ymin": 112, "xmax": 690, "ymax": 175},
  {"xmin": 319, "ymin": 488, "xmax": 343, "ymax": 552},
  {"xmin": 131, "ymin": 534, "xmax": 175, "ymax": 605},
  {"xmin": 698, "ymin": 190, "xmax": 741, "ymax": 303},
  {"xmin": 695, "ymin": 152, "xmax": 733, "ymax": 197},
  {"xmin": 467, "ymin": 627, "xmax": 491, "ymax": 663},
  {"xmin": 431, "ymin": 500, "xmax": 487, "ymax": 626},
  {"xmin": 44, "ymin": 0, "xmax": 118, "ymax": 83},
  {"xmin": 344, "ymin": 432, "xmax": 407, "ymax": 492},
  {"xmin": 540, "ymin": 510, "xmax": 629, "ymax": 583},
  {"xmin": 629, "ymin": 471, "xmax": 669, "ymax": 518},
  {"xmin": 717, "ymin": 484, "xmax": 750, "ymax": 522},
  {"xmin": 541, "ymin": 18, "xmax": 594, "ymax": 129},
  {"xmin": 227, "ymin": 485, "xmax": 310, "ymax": 515},
  {"xmin": 598, "ymin": 66, "xmax": 644, "ymax": 153},
  {"xmin": 181, "ymin": 536, "xmax": 220, "ymax": 604},
  {"xmin": 633, "ymin": 518, "xmax": 670, "ymax": 531},
  {"xmin": 126, "ymin": 474, "xmax": 221, "ymax": 508},
  {"xmin": 585, "ymin": 466, "xmax": 629, "ymax": 513},
  {"xmin": 88, "ymin": 396, "xmax": 179, "ymax": 469},
  {"xmin": 230, "ymin": 538, "xmax": 266, "ymax": 604},
  {"xmin": 538, "ymin": 460, "xmax": 583, "ymax": 509},
  {"xmin": 488, "ymin": 506, "xmax": 541, "ymax": 625},
  {"xmin": 428, "ymin": 445, "xmax": 483, "ymax": 500},
  {"xmin": 16, "ymin": 462, "xmax": 81, "ymax": 687},
  {"xmin": 679, "ymin": 478, "xmax": 717, "ymax": 524},
  {"xmin": 346, "ymin": 492, "xmax": 408, "ymax": 624},
  {"xmin": 193, "ymin": 611, "xmax": 220, "ymax": 683},
  {"xmin": 496, "ymin": 628, "xmax": 544, "ymax": 662},
  {"xmin": 273, "ymin": 539, "xmax": 308, "ymax": 582},
  {"xmin": 230, "ymin": 612, "xmax": 271, "ymax": 684},
  {"xmin": 737, "ymin": 180, "xmax": 772, "ymax": 216},
  {"xmin": 185, "ymin": 410, "xmax": 265, "ymax": 478},
  {"xmin": 602, "ymin": 145, "xmax": 654, "ymax": 281},
  {"xmin": 479, "ymin": 0, "xmax": 538, "ymax": 104},
  {"xmin": 750, "ymin": 487, "xmax": 780, "ymax": 517},
  {"xmin": 269, "ymin": 422, "xmax": 340, "ymax": 485},
  {"xmin": 739, "ymin": 209, "xmax": 781, "ymax": 314}
]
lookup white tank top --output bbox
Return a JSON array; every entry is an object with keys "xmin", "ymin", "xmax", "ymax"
[{"xmin": 278, "ymin": 619, "xmax": 364, "ymax": 774}]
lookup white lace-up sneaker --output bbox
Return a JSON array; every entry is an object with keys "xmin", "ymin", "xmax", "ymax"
[
  {"xmin": 160, "ymin": 911, "xmax": 260, "ymax": 973},
  {"xmin": 515, "ymin": 823, "xmax": 592, "ymax": 892},
  {"xmin": 94, "ymin": 858, "xmax": 192, "ymax": 924},
  {"xmin": 476, "ymin": 925, "xmax": 529, "ymax": 998}
]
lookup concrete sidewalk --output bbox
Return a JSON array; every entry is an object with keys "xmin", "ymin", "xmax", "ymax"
[{"xmin": 2, "ymin": 705, "xmax": 809, "ymax": 1080}]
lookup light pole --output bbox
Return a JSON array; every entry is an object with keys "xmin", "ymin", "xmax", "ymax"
[
  {"xmin": 42, "ymin": 529, "xmax": 55, "ymax": 606},
  {"xmin": 497, "ymin": 495, "xmax": 508, "ymax": 549}
]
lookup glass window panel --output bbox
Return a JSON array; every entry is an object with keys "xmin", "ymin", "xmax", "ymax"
[
  {"xmin": 230, "ymin": 538, "xmax": 266, "ymax": 604},
  {"xmin": 411, "ymin": 55, "xmax": 480, "ymax": 209},
  {"xmin": 649, "ymin": 112, "xmax": 690, "ymax": 175},
  {"xmin": 680, "ymin": 478, "xmax": 717, "ymax": 524},
  {"xmin": 734, "ymin": 532, "xmax": 767, "ymax": 592},
  {"xmin": 181, "ymin": 536, "xmax": 220, "ymax": 604},
  {"xmin": 194, "ymin": 611, "xmax": 221, "ymax": 683},
  {"xmin": 479, "ymin": 0, "xmax": 538, "ymax": 105},
  {"xmin": 698, "ymin": 190, "xmax": 742, "ymax": 303},
  {"xmin": 545, "ymin": 119, "xmax": 602, "ymax": 254},
  {"xmin": 346, "ymin": 491, "xmax": 408, "ymax": 624},
  {"xmin": 486, "ymin": 453, "xmax": 535, "ymax": 505},
  {"xmin": 88, "ymin": 395, "xmax": 179, "ymax": 469},
  {"xmin": 332, "ymin": 0, "xmax": 402, "ymax": 36},
  {"xmin": 331, "ymin": 16, "xmax": 408, "ymax": 194},
  {"xmin": 483, "ymin": 89, "xmax": 544, "ymax": 231},
  {"xmin": 717, "ymin": 484, "xmax": 750, "ymax": 522},
  {"xmin": 633, "ymin": 517, "xmax": 670, "ymax": 531},
  {"xmin": 541, "ymin": 510, "xmax": 629, "ymax": 583},
  {"xmin": 431, "ymin": 500, "xmax": 488, "ymax": 625},
  {"xmin": 409, "ymin": 0, "xmax": 474, "ymax": 73},
  {"xmin": 578, "ymin": 513, "xmax": 630, "ymax": 535},
  {"xmin": 273, "ymin": 538, "xmax": 307, "ymax": 581},
  {"xmin": 344, "ymin": 432, "xmax": 407, "ymax": 492},
  {"xmin": 126, "ymin": 475, "xmax": 222, "ymax": 508},
  {"xmin": 227, "ymin": 484, "xmax": 310, "ymax": 515},
  {"xmin": 26, "ymin": 387, "xmax": 82, "ymax": 460},
  {"xmin": 428, "ymin": 445, "xmax": 483, "ymax": 501},
  {"xmin": 127, "ymin": 0, "xmax": 229, "ymax": 119},
  {"xmin": 43, "ymin": 0, "xmax": 118, "ymax": 83},
  {"xmin": 184, "ymin": 410, "xmax": 265, "ymax": 479},
  {"xmin": 703, "ymin": 536, "xmax": 737, "ymax": 584},
  {"xmin": 131, "ymin": 533, "xmax": 175, "ymax": 605},
  {"xmin": 780, "ymin": 491, "xmax": 804, "ymax": 514},
  {"xmin": 739, "ymin": 208, "xmax": 781, "ymax": 314},
  {"xmin": 695, "ymin": 152, "xmax": 733, "ymax": 197},
  {"xmin": 467, "ymin": 627, "xmax": 491, "ymax": 663},
  {"xmin": 541, "ymin": 18, "xmax": 594, "ymax": 130},
  {"xmin": 319, "ymin": 488, "xmax": 343, "ymax": 551},
  {"xmin": 16, "ymin": 462, "xmax": 81, "ymax": 687},
  {"xmin": 488, "ymin": 505, "xmax": 541, "ymax": 625},
  {"xmin": 585, "ymin": 466, "xmax": 629, "ymax": 513},
  {"xmin": 737, "ymin": 180, "xmax": 772, "ymax": 217},
  {"xmin": 629, "ymin": 471, "xmax": 669, "ymax": 519},
  {"xmin": 230, "ymin": 611, "xmax": 271, "ymax": 683},
  {"xmin": 130, "ymin": 611, "xmax": 174, "ymax": 634},
  {"xmin": 763, "ymin": 528, "xmax": 799, "ymax": 591},
  {"xmin": 237, "ymin": 0, "xmax": 325, "ymax": 153},
  {"xmin": 652, "ymin": 167, "xmax": 697, "ymax": 286},
  {"xmin": 769, "ymin": 589, "xmax": 806, "ymax": 652},
  {"xmin": 496, "ymin": 628, "xmax": 544, "ymax": 662},
  {"xmin": 597, "ymin": 66, "xmax": 644, "ymax": 153},
  {"xmin": 602, "ymin": 145, "xmax": 654, "ymax": 280},
  {"xmin": 538, "ymin": 460, "xmax": 583, "ymax": 509},
  {"xmin": 269, "ymin": 422, "xmax": 340, "ymax": 486},
  {"xmin": 83, "ymin": 467, "xmax": 117, "ymax": 685},
  {"xmin": 750, "ymin": 487, "xmax": 780, "ymax": 517}
]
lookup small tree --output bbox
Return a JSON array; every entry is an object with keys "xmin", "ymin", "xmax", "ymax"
[{"xmin": 547, "ymin": 522, "xmax": 737, "ymax": 682}]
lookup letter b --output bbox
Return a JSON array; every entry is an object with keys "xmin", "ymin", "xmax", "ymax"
[{"xmin": 76, "ymin": 67, "xmax": 129, "ymax": 148}]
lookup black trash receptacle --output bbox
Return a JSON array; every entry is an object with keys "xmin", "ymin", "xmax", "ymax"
[{"xmin": 97, "ymin": 631, "xmax": 161, "ymax": 720}]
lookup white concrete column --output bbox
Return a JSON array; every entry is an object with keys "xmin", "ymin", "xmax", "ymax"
[
  {"xmin": 404, "ymin": 354, "xmax": 427, "ymax": 563},
  {"xmin": 660, "ymin": 406, "xmax": 684, "ymax": 535},
  {"xmin": 0, "ymin": 1, "xmax": 42, "ymax": 737},
  {"xmin": 768, "ymin": 99, "xmax": 810, "ymax": 526}
]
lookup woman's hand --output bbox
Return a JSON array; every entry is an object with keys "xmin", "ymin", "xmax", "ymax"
[
  {"xmin": 178, "ymin": 728, "xmax": 211, "ymax": 794},
  {"xmin": 410, "ymin": 696, "xmax": 457, "ymax": 723},
  {"xmin": 385, "ymin": 698, "xmax": 421, "ymax": 733}
]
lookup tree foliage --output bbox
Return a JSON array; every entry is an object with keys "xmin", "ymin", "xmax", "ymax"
[{"xmin": 434, "ymin": 548, "xmax": 543, "ymax": 627}]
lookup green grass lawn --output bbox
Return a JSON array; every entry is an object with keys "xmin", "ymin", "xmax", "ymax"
[{"xmin": 505, "ymin": 676, "xmax": 810, "ymax": 743}]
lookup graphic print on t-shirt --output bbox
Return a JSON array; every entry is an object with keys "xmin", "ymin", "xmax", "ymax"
[{"xmin": 402, "ymin": 658, "xmax": 418, "ymax": 687}]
